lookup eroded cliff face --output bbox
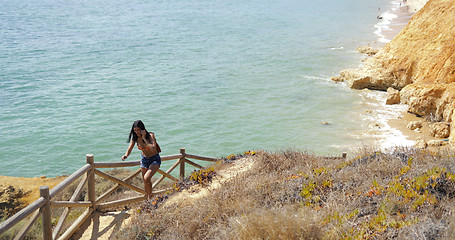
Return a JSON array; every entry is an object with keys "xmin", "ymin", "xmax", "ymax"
[{"xmin": 333, "ymin": 0, "xmax": 455, "ymax": 143}]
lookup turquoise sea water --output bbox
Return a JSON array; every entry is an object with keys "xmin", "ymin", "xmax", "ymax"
[{"xmin": 1, "ymin": 0, "xmax": 398, "ymax": 177}]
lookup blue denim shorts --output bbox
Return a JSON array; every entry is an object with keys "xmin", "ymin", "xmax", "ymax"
[{"xmin": 141, "ymin": 153, "xmax": 161, "ymax": 169}]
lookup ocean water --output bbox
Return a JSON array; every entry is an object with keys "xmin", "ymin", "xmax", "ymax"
[{"xmin": 1, "ymin": 0, "xmax": 406, "ymax": 177}]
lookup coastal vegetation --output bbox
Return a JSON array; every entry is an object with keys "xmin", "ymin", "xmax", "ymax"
[
  {"xmin": 112, "ymin": 148, "xmax": 455, "ymax": 239},
  {"xmin": 2, "ymin": 147, "xmax": 455, "ymax": 239}
]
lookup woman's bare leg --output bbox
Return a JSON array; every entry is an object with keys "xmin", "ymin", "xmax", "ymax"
[
  {"xmin": 141, "ymin": 165, "xmax": 159, "ymax": 199},
  {"xmin": 140, "ymin": 168, "xmax": 150, "ymax": 198}
]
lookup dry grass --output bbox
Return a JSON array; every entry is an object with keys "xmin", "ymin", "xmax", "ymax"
[
  {"xmin": 113, "ymin": 148, "xmax": 455, "ymax": 240},
  {"xmin": 3, "ymin": 148, "xmax": 455, "ymax": 239}
]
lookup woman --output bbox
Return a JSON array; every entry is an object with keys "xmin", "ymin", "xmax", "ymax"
[{"xmin": 121, "ymin": 120, "xmax": 161, "ymax": 199}]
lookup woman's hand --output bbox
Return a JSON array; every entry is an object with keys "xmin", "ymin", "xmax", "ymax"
[
  {"xmin": 141, "ymin": 130, "xmax": 147, "ymax": 140},
  {"xmin": 121, "ymin": 155, "xmax": 128, "ymax": 161}
]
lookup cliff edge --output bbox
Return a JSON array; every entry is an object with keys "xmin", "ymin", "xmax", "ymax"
[{"xmin": 333, "ymin": 0, "xmax": 455, "ymax": 144}]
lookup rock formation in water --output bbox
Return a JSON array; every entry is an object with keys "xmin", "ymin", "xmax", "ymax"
[{"xmin": 333, "ymin": 0, "xmax": 455, "ymax": 144}]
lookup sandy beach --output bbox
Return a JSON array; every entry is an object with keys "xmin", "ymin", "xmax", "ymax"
[
  {"xmin": 388, "ymin": 112, "xmax": 438, "ymax": 143},
  {"xmin": 407, "ymin": 0, "xmax": 429, "ymax": 12},
  {"xmin": 377, "ymin": 0, "xmax": 427, "ymax": 43},
  {"xmin": 368, "ymin": 0, "xmax": 439, "ymax": 149}
]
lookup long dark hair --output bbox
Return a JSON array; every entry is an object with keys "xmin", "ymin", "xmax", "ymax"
[{"xmin": 127, "ymin": 120, "xmax": 149, "ymax": 143}]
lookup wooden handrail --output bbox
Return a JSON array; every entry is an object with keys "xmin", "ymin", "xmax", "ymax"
[
  {"xmin": 184, "ymin": 159, "xmax": 203, "ymax": 169},
  {"xmin": 161, "ymin": 154, "xmax": 184, "ymax": 161},
  {"xmin": 87, "ymin": 154, "xmax": 96, "ymax": 211},
  {"xmin": 52, "ymin": 175, "xmax": 87, "ymax": 239},
  {"xmin": 49, "ymin": 164, "xmax": 91, "ymax": 199},
  {"xmin": 94, "ymin": 160, "xmax": 140, "ymax": 168},
  {"xmin": 93, "ymin": 154, "xmax": 183, "ymax": 168},
  {"xmin": 157, "ymin": 168, "xmax": 179, "ymax": 182},
  {"xmin": 97, "ymin": 196, "xmax": 146, "ymax": 211},
  {"xmin": 0, "ymin": 197, "xmax": 46, "ymax": 235},
  {"xmin": 94, "ymin": 169, "xmax": 145, "ymax": 194},
  {"xmin": 153, "ymin": 159, "xmax": 181, "ymax": 188},
  {"xmin": 153, "ymin": 187, "xmax": 174, "ymax": 195},
  {"xmin": 185, "ymin": 153, "xmax": 218, "ymax": 162},
  {"xmin": 13, "ymin": 209, "xmax": 41, "ymax": 240},
  {"xmin": 96, "ymin": 168, "xmax": 141, "ymax": 204},
  {"xmin": 50, "ymin": 201, "xmax": 93, "ymax": 208},
  {"xmin": 57, "ymin": 208, "xmax": 93, "ymax": 240},
  {"xmin": 0, "ymin": 149, "xmax": 223, "ymax": 239},
  {"xmin": 40, "ymin": 186, "xmax": 52, "ymax": 240}
]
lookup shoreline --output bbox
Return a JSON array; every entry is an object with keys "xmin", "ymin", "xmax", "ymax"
[
  {"xmin": 375, "ymin": 0, "xmax": 426, "ymax": 44},
  {"xmin": 388, "ymin": 112, "xmax": 437, "ymax": 143},
  {"xmin": 362, "ymin": 0, "xmax": 433, "ymax": 150}
]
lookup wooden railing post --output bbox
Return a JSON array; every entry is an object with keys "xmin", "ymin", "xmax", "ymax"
[
  {"xmin": 86, "ymin": 154, "xmax": 96, "ymax": 210},
  {"xmin": 40, "ymin": 186, "xmax": 52, "ymax": 240},
  {"xmin": 180, "ymin": 148, "xmax": 186, "ymax": 180}
]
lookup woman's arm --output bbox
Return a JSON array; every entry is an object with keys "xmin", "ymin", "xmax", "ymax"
[{"xmin": 121, "ymin": 140, "xmax": 135, "ymax": 160}]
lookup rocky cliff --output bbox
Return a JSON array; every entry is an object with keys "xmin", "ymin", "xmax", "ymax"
[{"xmin": 333, "ymin": 0, "xmax": 455, "ymax": 144}]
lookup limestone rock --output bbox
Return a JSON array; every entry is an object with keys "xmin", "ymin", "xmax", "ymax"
[
  {"xmin": 429, "ymin": 122, "xmax": 450, "ymax": 138},
  {"xmin": 427, "ymin": 139, "xmax": 448, "ymax": 147},
  {"xmin": 334, "ymin": 69, "xmax": 370, "ymax": 89},
  {"xmin": 400, "ymin": 84, "xmax": 448, "ymax": 118},
  {"xmin": 414, "ymin": 137, "xmax": 427, "ymax": 149},
  {"xmin": 451, "ymin": 111, "xmax": 455, "ymax": 143},
  {"xmin": 331, "ymin": 76, "xmax": 343, "ymax": 82},
  {"xmin": 406, "ymin": 121, "xmax": 423, "ymax": 130},
  {"xmin": 357, "ymin": 46, "xmax": 379, "ymax": 56},
  {"xmin": 349, "ymin": 76, "xmax": 373, "ymax": 90},
  {"xmin": 386, "ymin": 87, "xmax": 400, "ymax": 105},
  {"xmin": 332, "ymin": 64, "xmax": 406, "ymax": 91}
]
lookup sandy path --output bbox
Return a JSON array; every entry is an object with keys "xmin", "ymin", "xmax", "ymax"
[
  {"xmin": 75, "ymin": 210, "xmax": 132, "ymax": 240},
  {"xmin": 163, "ymin": 157, "xmax": 255, "ymax": 207}
]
